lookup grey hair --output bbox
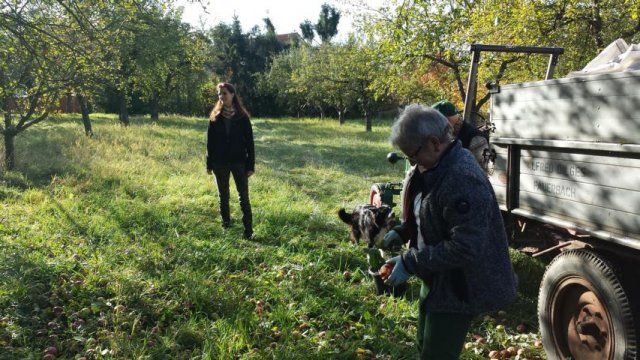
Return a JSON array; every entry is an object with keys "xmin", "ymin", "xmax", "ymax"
[{"xmin": 389, "ymin": 104, "xmax": 454, "ymax": 152}]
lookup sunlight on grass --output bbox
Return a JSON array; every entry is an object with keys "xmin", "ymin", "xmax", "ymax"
[{"xmin": 0, "ymin": 114, "xmax": 547, "ymax": 359}]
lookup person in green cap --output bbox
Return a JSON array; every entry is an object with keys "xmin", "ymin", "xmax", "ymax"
[{"xmin": 432, "ymin": 100, "xmax": 489, "ymax": 170}]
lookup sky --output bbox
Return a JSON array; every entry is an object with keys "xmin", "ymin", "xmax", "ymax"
[{"xmin": 178, "ymin": 0, "xmax": 380, "ymax": 39}]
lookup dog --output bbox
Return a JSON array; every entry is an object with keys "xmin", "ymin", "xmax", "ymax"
[
  {"xmin": 338, "ymin": 204, "xmax": 406, "ymax": 297},
  {"xmin": 337, "ymin": 204, "xmax": 396, "ymax": 248}
]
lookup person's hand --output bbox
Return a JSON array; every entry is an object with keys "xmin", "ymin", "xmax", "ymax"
[
  {"xmin": 384, "ymin": 256, "xmax": 410, "ymax": 286},
  {"xmin": 376, "ymin": 229, "xmax": 402, "ymax": 249},
  {"xmin": 247, "ymin": 170, "xmax": 254, "ymax": 177}
]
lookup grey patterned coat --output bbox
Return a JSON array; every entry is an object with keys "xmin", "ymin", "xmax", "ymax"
[{"xmin": 401, "ymin": 141, "xmax": 517, "ymax": 315}]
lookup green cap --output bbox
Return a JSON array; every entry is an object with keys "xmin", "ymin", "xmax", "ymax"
[{"xmin": 432, "ymin": 100, "xmax": 459, "ymax": 117}]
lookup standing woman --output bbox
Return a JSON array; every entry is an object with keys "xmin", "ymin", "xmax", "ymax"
[{"xmin": 207, "ymin": 83, "xmax": 255, "ymax": 239}]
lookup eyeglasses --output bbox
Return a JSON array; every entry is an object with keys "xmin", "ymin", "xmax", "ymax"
[{"xmin": 408, "ymin": 143, "xmax": 422, "ymax": 159}]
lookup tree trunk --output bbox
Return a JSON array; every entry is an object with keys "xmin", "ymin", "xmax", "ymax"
[
  {"xmin": 119, "ymin": 92, "xmax": 129, "ymax": 126},
  {"xmin": 65, "ymin": 91, "xmax": 74, "ymax": 113},
  {"xmin": 176, "ymin": 92, "xmax": 183, "ymax": 114},
  {"xmin": 3, "ymin": 132, "xmax": 16, "ymax": 170},
  {"xmin": 338, "ymin": 110, "xmax": 344, "ymax": 125},
  {"xmin": 150, "ymin": 93, "xmax": 159, "ymax": 121},
  {"xmin": 3, "ymin": 113, "xmax": 16, "ymax": 170},
  {"xmin": 365, "ymin": 111, "xmax": 372, "ymax": 132},
  {"xmin": 77, "ymin": 94, "xmax": 93, "ymax": 137}
]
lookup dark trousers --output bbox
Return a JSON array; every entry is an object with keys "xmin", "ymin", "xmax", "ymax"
[
  {"xmin": 417, "ymin": 283, "xmax": 474, "ymax": 359},
  {"xmin": 212, "ymin": 164, "xmax": 252, "ymax": 234}
]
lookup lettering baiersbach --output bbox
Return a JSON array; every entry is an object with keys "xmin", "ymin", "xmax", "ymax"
[{"xmin": 533, "ymin": 180, "xmax": 577, "ymax": 199}]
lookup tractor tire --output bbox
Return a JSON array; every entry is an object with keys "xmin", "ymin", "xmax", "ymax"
[{"xmin": 538, "ymin": 249, "xmax": 638, "ymax": 360}]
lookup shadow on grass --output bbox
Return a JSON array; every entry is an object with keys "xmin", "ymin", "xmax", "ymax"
[
  {"xmin": 5, "ymin": 114, "xmax": 398, "ymax": 190},
  {"xmin": 43, "ymin": 113, "xmax": 206, "ymax": 132},
  {"xmin": 256, "ymin": 119, "xmax": 396, "ymax": 177},
  {"xmin": 257, "ymin": 140, "xmax": 398, "ymax": 179},
  {"xmin": 0, "ymin": 114, "xmax": 423, "ymax": 358},
  {"xmin": 5, "ymin": 125, "xmax": 82, "ymax": 187},
  {"xmin": 0, "ymin": 244, "xmax": 73, "ymax": 358}
]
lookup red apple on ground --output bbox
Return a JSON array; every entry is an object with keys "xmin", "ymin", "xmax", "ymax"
[
  {"xmin": 378, "ymin": 263, "xmax": 394, "ymax": 280},
  {"xmin": 516, "ymin": 323, "xmax": 528, "ymax": 333}
]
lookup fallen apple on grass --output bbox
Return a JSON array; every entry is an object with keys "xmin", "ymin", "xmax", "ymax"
[
  {"xmin": 516, "ymin": 323, "xmax": 528, "ymax": 333},
  {"xmin": 378, "ymin": 263, "xmax": 394, "ymax": 280},
  {"xmin": 342, "ymin": 271, "xmax": 351, "ymax": 281}
]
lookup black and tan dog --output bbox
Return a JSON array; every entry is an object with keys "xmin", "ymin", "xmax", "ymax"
[{"xmin": 337, "ymin": 204, "xmax": 396, "ymax": 248}]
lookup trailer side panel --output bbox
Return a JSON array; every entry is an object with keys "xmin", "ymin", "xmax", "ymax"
[{"xmin": 489, "ymin": 71, "xmax": 640, "ymax": 244}]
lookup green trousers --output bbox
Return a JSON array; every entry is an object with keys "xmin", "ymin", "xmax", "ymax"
[{"xmin": 416, "ymin": 283, "xmax": 474, "ymax": 360}]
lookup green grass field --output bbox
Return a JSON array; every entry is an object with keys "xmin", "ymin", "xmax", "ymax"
[{"xmin": 0, "ymin": 114, "xmax": 547, "ymax": 359}]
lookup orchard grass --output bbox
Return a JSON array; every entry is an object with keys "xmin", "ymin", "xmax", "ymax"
[{"xmin": 0, "ymin": 114, "xmax": 547, "ymax": 359}]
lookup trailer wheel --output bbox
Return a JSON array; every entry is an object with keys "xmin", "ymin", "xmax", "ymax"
[
  {"xmin": 538, "ymin": 249, "xmax": 638, "ymax": 360},
  {"xmin": 369, "ymin": 183, "xmax": 386, "ymax": 208}
]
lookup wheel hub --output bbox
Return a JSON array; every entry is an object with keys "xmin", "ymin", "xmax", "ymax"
[
  {"xmin": 572, "ymin": 297, "xmax": 609, "ymax": 353},
  {"xmin": 552, "ymin": 277, "xmax": 614, "ymax": 360}
]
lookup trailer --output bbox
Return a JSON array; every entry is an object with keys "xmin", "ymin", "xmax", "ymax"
[
  {"xmin": 488, "ymin": 66, "xmax": 640, "ymax": 359},
  {"xmin": 370, "ymin": 44, "xmax": 640, "ymax": 359}
]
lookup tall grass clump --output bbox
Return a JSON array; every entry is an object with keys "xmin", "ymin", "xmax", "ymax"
[{"xmin": 1, "ymin": 114, "xmax": 546, "ymax": 359}]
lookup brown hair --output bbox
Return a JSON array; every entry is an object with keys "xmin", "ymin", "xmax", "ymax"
[{"xmin": 209, "ymin": 82, "xmax": 250, "ymax": 121}]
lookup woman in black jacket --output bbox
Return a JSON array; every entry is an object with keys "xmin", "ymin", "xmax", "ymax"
[{"xmin": 207, "ymin": 83, "xmax": 255, "ymax": 239}]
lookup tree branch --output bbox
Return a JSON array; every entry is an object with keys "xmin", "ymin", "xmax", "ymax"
[
  {"xmin": 620, "ymin": 16, "xmax": 640, "ymax": 39},
  {"xmin": 19, "ymin": 110, "xmax": 49, "ymax": 133},
  {"xmin": 476, "ymin": 56, "xmax": 521, "ymax": 110}
]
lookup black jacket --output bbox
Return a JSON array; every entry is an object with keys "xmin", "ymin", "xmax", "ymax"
[
  {"xmin": 457, "ymin": 121, "xmax": 487, "ymax": 149},
  {"xmin": 206, "ymin": 112, "xmax": 255, "ymax": 171}
]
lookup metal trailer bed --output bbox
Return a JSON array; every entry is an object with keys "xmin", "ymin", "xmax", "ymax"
[{"xmin": 488, "ymin": 70, "xmax": 640, "ymax": 248}]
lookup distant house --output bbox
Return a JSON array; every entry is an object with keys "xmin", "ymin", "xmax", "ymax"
[
  {"xmin": 3, "ymin": 91, "xmax": 80, "ymax": 114},
  {"xmin": 276, "ymin": 32, "xmax": 300, "ymax": 45},
  {"xmin": 59, "ymin": 94, "xmax": 81, "ymax": 113}
]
